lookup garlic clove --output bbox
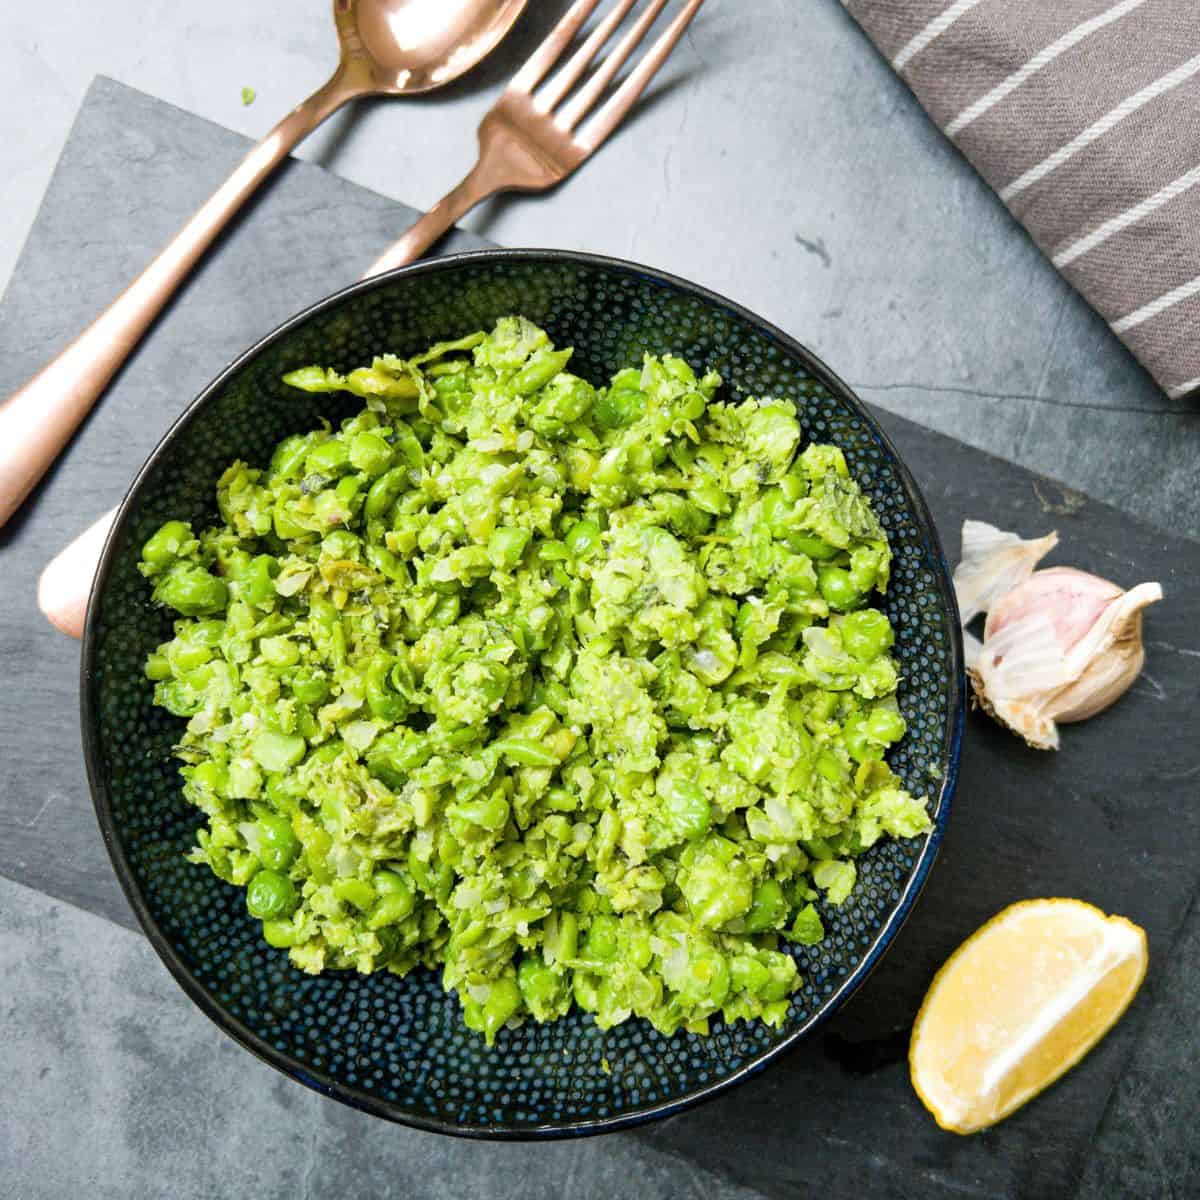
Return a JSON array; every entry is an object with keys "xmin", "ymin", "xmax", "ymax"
[
  {"xmin": 971, "ymin": 613, "xmax": 1072, "ymax": 750},
  {"xmin": 954, "ymin": 521, "xmax": 1059, "ymax": 629},
  {"xmin": 1047, "ymin": 582, "xmax": 1162, "ymax": 723},
  {"xmin": 984, "ymin": 567, "xmax": 1122, "ymax": 648},
  {"xmin": 970, "ymin": 581, "xmax": 1163, "ymax": 749}
]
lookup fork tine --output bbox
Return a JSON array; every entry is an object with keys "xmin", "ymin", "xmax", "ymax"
[
  {"xmin": 537, "ymin": 0, "xmax": 641, "ymax": 113},
  {"xmin": 509, "ymin": 0, "xmax": 604, "ymax": 95},
  {"xmin": 555, "ymin": 0, "xmax": 670, "ymax": 129},
  {"xmin": 574, "ymin": 0, "xmax": 705, "ymax": 151}
]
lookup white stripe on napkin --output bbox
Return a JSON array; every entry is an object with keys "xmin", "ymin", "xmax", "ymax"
[
  {"xmin": 1000, "ymin": 52, "xmax": 1200, "ymax": 202},
  {"xmin": 944, "ymin": 0, "xmax": 1152, "ymax": 138},
  {"xmin": 894, "ymin": 0, "xmax": 986, "ymax": 71},
  {"xmin": 1112, "ymin": 272, "xmax": 1200, "ymax": 333},
  {"xmin": 1053, "ymin": 163, "xmax": 1200, "ymax": 267},
  {"xmin": 1167, "ymin": 375, "xmax": 1200, "ymax": 398}
]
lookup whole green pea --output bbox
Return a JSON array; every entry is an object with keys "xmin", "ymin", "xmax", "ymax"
[
  {"xmin": 817, "ymin": 564, "xmax": 864, "ymax": 612},
  {"xmin": 153, "ymin": 564, "xmax": 229, "ymax": 616},
  {"xmin": 141, "ymin": 520, "xmax": 192, "ymax": 573},
  {"xmin": 257, "ymin": 813, "xmax": 299, "ymax": 871},
  {"xmin": 246, "ymin": 869, "xmax": 297, "ymax": 920},
  {"xmin": 840, "ymin": 609, "xmax": 894, "ymax": 661}
]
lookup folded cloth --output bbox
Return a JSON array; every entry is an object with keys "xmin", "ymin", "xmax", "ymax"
[{"xmin": 843, "ymin": 0, "xmax": 1200, "ymax": 399}]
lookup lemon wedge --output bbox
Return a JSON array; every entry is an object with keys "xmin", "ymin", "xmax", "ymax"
[{"xmin": 909, "ymin": 898, "xmax": 1147, "ymax": 1134}]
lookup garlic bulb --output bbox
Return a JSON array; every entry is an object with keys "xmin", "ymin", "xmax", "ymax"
[{"xmin": 954, "ymin": 522, "xmax": 1162, "ymax": 750}]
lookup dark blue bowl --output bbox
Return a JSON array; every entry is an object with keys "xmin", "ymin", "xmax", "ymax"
[{"xmin": 82, "ymin": 250, "xmax": 964, "ymax": 1137}]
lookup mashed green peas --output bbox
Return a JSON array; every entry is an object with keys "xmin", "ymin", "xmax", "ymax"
[{"xmin": 139, "ymin": 317, "xmax": 930, "ymax": 1043}]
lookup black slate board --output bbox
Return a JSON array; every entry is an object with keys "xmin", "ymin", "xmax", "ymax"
[{"xmin": 2, "ymin": 78, "xmax": 1198, "ymax": 1199}]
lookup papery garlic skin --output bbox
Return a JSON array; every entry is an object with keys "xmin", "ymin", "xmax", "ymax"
[
  {"xmin": 954, "ymin": 521, "xmax": 1059, "ymax": 628},
  {"xmin": 971, "ymin": 576, "xmax": 1163, "ymax": 750}
]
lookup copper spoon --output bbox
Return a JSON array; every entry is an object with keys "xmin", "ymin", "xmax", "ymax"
[
  {"xmin": 39, "ymin": 0, "xmax": 705, "ymax": 639},
  {"xmin": 0, "ymin": 0, "xmax": 527, "ymax": 531}
]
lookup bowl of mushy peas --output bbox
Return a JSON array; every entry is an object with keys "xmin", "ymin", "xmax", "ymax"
[{"xmin": 82, "ymin": 249, "xmax": 964, "ymax": 1136}]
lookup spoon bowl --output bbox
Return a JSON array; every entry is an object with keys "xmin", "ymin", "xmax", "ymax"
[{"xmin": 347, "ymin": 0, "xmax": 530, "ymax": 91}]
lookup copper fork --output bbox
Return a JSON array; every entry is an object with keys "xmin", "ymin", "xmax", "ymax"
[
  {"xmin": 368, "ymin": 0, "xmax": 705, "ymax": 274},
  {"xmin": 39, "ymin": 0, "xmax": 707, "ymax": 639}
]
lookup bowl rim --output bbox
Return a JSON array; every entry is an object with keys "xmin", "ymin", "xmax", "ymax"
[{"xmin": 81, "ymin": 247, "xmax": 965, "ymax": 1140}]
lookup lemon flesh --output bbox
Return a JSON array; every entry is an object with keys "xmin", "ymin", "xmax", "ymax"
[{"xmin": 910, "ymin": 898, "xmax": 1147, "ymax": 1134}]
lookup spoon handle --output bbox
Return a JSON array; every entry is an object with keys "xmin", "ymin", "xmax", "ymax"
[
  {"xmin": 0, "ymin": 70, "xmax": 357, "ymax": 531},
  {"xmin": 38, "ymin": 507, "xmax": 116, "ymax": 640},
  {"xmin": 40, "ymin": 145, "xmax": 499, "ymax": 641}
]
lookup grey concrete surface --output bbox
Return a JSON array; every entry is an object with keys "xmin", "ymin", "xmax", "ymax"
[{"xmin": 2, "ymin": 1, "xmax": 1198, "ymax": 1197}]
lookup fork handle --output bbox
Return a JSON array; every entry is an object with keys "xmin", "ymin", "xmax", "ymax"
[
  {"xmin": 0, "ymin": 68, "xmax": 359, "ymax": 531},
  {"xmin": 364, "ymin": 164, "xmax": 499, "ymax": 277}
]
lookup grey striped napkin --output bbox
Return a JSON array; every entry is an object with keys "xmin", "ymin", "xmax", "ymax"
[{"xmin": 843, "ymin": 0, "xmax": 1200, "ymax": 399}]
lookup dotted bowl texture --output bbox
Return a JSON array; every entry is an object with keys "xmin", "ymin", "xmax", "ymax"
[{"xmin": 83, "ymin": 251, "xmax": 964, "ymax": 1138}]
